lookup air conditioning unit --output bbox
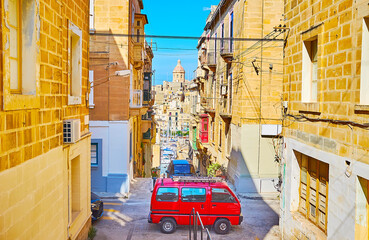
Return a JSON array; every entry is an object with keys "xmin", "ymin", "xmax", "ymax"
[
  {"xmin": 63, "ymin": 119, "xmax": 81, "ymax": 143},
  {"xmin": 221, "ymin": 84, "xmax": 228, "ymax": 96}
]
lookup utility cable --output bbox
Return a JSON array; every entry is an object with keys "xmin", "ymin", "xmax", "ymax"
[
  {"xmin": 285, "ymin": 113, "xmax": 369, "ymax": 130},
  {"xmin": 91, "ymin": 32, "xmax": 285, "ymax": 42}
]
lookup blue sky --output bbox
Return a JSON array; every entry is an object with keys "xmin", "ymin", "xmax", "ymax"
[{"xmin": 143, "ymin": 0, "xmax": 219, "ymax": 85}]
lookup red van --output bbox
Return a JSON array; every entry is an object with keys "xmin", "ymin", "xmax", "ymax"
[{"xmin": 148, "ymin": 177, "xmax": 243, "ymax": 234}]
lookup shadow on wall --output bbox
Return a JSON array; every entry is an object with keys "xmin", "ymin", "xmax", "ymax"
[
  {"xmin": 227, "ymin": 149, "xmax": 280, "ymax": 240},
  {"xmin": 227, "ymin": 149, "xmax": 257, "ymax": 192}
]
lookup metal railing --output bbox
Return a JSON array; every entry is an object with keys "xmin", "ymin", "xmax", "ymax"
[{"xmin": 189, "ymin": 208, "xmax": 212, "ymax": 240}]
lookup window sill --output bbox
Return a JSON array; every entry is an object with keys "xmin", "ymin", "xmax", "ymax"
[
  {"xmin": 68, "ymin": 96, "xmax": 82, "ymax": 105},
  {"xmin": 354, "ymin": 104, "xmax": 369, "ymax": 114},
  {"xmin": 3, "ymin": 94, "xmax": 40, "ymax": 111},
  {"xmin": 72, "ymin": 210, "xmax": 81, "ymax": 222},
  {"xmin": 298, "ymin": 102, "xmax": 320, "ymax": 114},
  {"xmin": 291, "ymin": 211, "xmax": 327, "ymax": 239}
]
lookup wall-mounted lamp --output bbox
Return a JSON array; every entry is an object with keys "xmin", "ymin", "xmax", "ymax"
[{"xmin": 345, "ymin": 160, "xmax": 352, "ymax": 178}]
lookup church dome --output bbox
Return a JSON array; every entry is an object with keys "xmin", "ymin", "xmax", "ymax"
[{"xmin": 173, "ymin": 59, "xmax": 185, "ymax": 73}]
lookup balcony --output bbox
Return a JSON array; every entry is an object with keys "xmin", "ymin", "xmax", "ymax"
[
  {"xmin": 141, "ymin": 111, "xmax": 152, "ymax": 121},
  {"xmin": 143, "ymin": 90, "xmax": 151, "ymax": 105},
  {"xmin": 199, "ymin": 52, "xmax": 207, "ymax": 66},
  {"xmin": 133, "ymin": 44, "xmax": 144, "ymax": 69},
  {"xmin": 194, "ymin": 67, "xmax": 206, "ymax": 80},
  {"xmin": 207, "ymin": 52, "xmax": 217, "ymax": 71},
  {"xmin": 130, "ymin": 90, "xmax": 143, "ymax": 108},
  {"xmin": 201, "ymin": 98, "xmax": 215, "ymax": 113},
  {"xmin": 220, "ymin": 41, "xmax": 233, "ymax": 63},
  {"xmin": 219, "ymin": 97, "xmax": 232, "ymax": 119},
  {"xmin": 199, "ymin": 130, "xmax": 208, "ymax": 144},
  {"xmin": 143, "ymin": 128, "xmax": 151, "ymax": 140}
]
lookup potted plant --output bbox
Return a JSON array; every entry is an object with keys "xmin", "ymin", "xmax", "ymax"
[{"xmin": 207, "ymin": 163, "xmax": 227, "ymax": 180}]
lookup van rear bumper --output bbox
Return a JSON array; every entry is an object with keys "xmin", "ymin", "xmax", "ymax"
[{"xmin": 148, "ymin": 212, "xmax": 152, "ymax": 223}]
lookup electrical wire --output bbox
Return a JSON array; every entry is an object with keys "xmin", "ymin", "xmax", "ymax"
[
  {"xmin": 285, "ymin": 113, "xmax": 369, "ymax": 129},
  {"xmin": 91, "ymin": 32, "xmax": 285, "ymax": 42}
]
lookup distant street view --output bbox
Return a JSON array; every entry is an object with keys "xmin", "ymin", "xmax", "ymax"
[{"xmin": 1, "ymin": 0, "xmax": 369, "ymax": 240}]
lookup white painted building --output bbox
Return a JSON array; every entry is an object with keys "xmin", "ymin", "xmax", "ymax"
[
  {"xmin": 90, "ymin": 121, "xmax": 132, "ymax": 194},
  {"xmin": 280, "ymin": 137, "xmax": 369, "ymax": 239}
]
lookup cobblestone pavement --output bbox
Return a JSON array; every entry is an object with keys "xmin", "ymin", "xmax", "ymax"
[{"xmin": 93, "ymin": 178, "xmax": 280, "ymax": 240}]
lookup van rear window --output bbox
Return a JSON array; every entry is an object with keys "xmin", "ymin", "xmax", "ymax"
[
  {"xmin": 181, "ymin": 188, "xmax": 206, "ymax": 202},
  {"xmin": 211, "ymin": 188, "xmax": 237, "ymax": 203},
  {"xmin": 156, "ymin": 188, "xmax": 179, "ymax": 202}
]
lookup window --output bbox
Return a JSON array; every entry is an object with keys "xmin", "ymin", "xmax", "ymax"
[
  {"xmin": 69, "ymin": 22, "xmax": 82, "ymax": 105},
  {"xmin": 89, "ymin": 70, "xmax": 94, "ymax": 108},
  {"xmin": 9, "ymin": 0, "xmax": 21, "ymax": 93},
  {"xmin": 156, "ymin": 188, "xmax": 179, "ymax": 202},
  {"xmin": 181, "ymin": 188, "xmax": 206, "ymax": 202},
  {"xmin": 91, "ymin": 143, "xmax": 98, "ymax": 166},
  {"xmin": 229, "ymin": 11, "xmax": 234, "ymax": 52},
  {"xmin": 360, "ymin": 18, "xmax": 369, "ymax": 105},
  {"xmin": 89, "ymin": 0, "xmax": 95, "ymax": 30},
  {"xmin": 131, "ymin": 5, "xmax": 135, "ymax": 35},
  {"xmin": 221, "ymin": 23, "xmax": 224, "ymax": 49},
  {"xmin": 215, "ymin": 33, "xmax": 217, "ymax": 61},
  {"xmin": 212, "ymin": 188, "xmax": 236, "ymax": 203},
  {"xmin": 137, "ymin": 29, "xmax": 140, "ymax": 42},
  {"xmin": 8, "ymin": 0, "xmax": 37, "ymax": 95},
  {"xmin": 229, "ymin": 73, "xmax": 233, "ymax": 111},
  {"xmin": 298, "ymin": 153, "xmax": 328, "ymax": 232},
  {"xmin": 302, "ymin": 39, "xmax": 318, "ymax": 102},
  {"xmin": 219, "ymin": 122, "xmax": 222, "ymax": 147}
]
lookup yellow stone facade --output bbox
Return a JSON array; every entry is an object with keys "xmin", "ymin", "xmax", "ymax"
[
  {"xmin": 281, "ymin": 0, "xmax": 369, "ymax": 239},
  {"xmin": 0, "ymin": 0, "xmax": 91, "ymax": 239},
  {"xmin": 283, "ymin": 0, "xmax": 369, "ymax": 164},
  {"xmin": 195, "ymin": 0, "xmax": 284, "ymax": 191}
]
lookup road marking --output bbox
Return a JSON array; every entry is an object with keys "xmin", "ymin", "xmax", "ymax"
[
  {"xmin": 101, "ymin": 216, "xmax": 114, "ymax": 220},
  {"xmin": 104, "ymin": 209, "xmax": 119, "ymax": 212},
  {"xmin": 103, "ymin": 202, "xmax": 122, "ymax": 206}
]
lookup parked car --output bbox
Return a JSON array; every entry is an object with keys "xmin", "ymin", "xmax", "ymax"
[
  {"xmin": 148, "ymin": 177, "xmax": 243, "ymax": 234},
  {"xmin": 166, "ymin": 160, "xmax": 196, "ymax": 177},
  {"xmin": 91, "ymin": 192, "xmax": 104, "ymax": 220}
]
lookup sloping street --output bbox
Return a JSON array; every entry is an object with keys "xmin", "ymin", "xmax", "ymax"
[{"xmin": 93, "ymin": 178, "xmax": 280, "ymax": 240}]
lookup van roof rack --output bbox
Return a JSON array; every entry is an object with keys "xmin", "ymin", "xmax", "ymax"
[{"xmin": 172, "ymin": 176, "xmax": 224, "ymax": 183}]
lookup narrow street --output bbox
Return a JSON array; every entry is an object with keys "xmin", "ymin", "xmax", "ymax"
[{"xmin": 93, "ymin": 179, "xmax": 280, "ymax": 240}]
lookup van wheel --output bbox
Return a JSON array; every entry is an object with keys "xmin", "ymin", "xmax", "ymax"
[
  {"xmin": 160, "ymin": 218, "xmax": 176, "ymax": 234},
  {"xmin": 214, "ymin": 218, "xmax": 231, "ymax": 234}
]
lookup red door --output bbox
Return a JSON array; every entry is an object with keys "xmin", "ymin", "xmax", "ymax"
[
  {"xmin": 179, "ymin": 186, "xmax": 210, "ymax": 225},
  {"xmin": 209, "ymin": 187, "xmax": 240, "ymax": 225}
]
